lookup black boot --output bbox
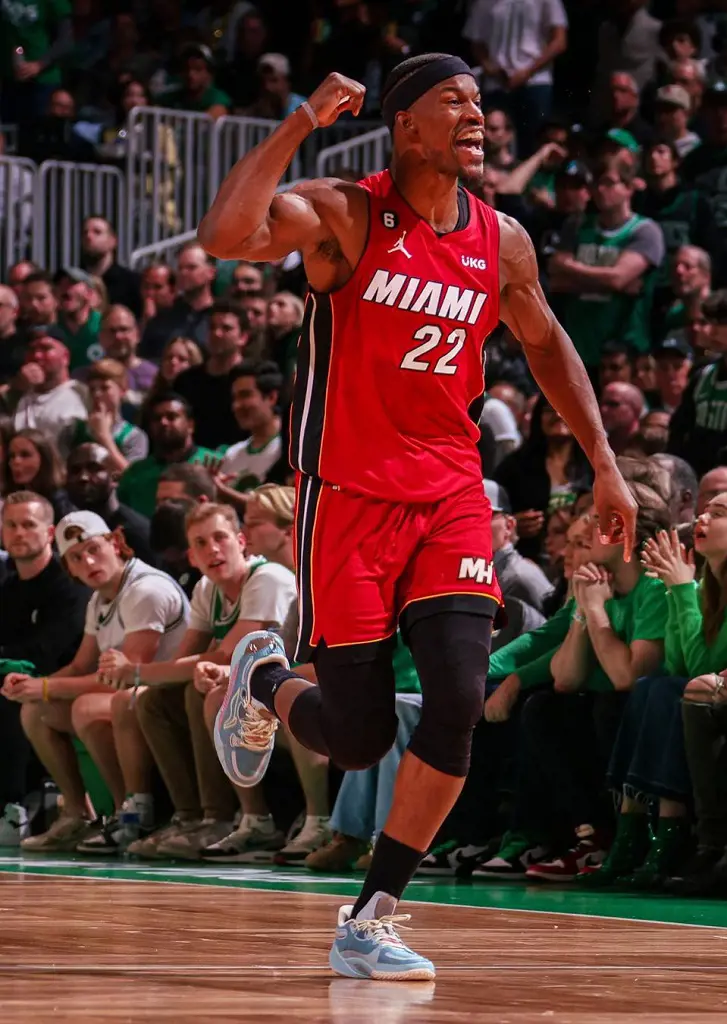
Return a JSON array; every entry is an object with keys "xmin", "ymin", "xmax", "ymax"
[{"xmin": 666, "ymin": 846, "xmax": 727, "ymax": 897}]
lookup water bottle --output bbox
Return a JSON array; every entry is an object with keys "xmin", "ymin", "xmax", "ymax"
[{"xmin": 118, "ymin": 797, "xmax": 141, "ymax": 850}]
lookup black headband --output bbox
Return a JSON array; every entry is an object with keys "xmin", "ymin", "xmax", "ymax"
[{"xmin": 382, "ymin": 55, "xmax": 475, "ymax": 132}]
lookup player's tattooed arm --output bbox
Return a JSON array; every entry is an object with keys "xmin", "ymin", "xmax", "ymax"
[
  {"xmin": 498, "ymin": 212, "xmax": 637, "ymax": 559},
  {"xmin": 198, "ymin": 72, "xmax": 368, "ymax": 290}
]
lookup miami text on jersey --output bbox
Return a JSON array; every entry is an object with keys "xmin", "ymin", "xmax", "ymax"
[{"xmin": 362, "ymin": 269, "xmax": 489, "ymax": 325}]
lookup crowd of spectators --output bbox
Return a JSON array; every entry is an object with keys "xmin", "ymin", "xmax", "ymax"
[{"xmin": 3, "ymin": 0, "xmax": 727, "ymax": 901}]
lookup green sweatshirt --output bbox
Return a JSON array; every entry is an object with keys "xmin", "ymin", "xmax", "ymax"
[
  {"xmin": 489, "ymin": 599, "xmax": 573, "ymax": 689},
  {"xmin": 665, "ymin": 581, "xmax": 727, "ymax": 677}
]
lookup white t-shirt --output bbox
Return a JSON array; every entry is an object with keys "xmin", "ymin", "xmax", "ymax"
[
  {"xmin": 464, "ymin": 0, "xmax": 568, "ymax": 88},
  {"xmin": 188, "ymin": 559, "xmax": 296, "ymax": 637},
  {"xmin": 84, "ymin": 558, "xmax": 190, "ymax": 660},
  {"xmin": 221, "ymin": 435, "xmax": 282, "ymax": 491},
  {"xmin": 14, "ymin": 379, "xmax": 89, "ymax": 460}
]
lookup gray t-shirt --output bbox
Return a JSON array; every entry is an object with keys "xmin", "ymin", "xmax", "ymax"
[{"xmin": 557, "ymin": 214, "xmax": 665, "ymax": 269}]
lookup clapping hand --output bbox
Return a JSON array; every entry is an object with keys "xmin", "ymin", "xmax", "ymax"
[{"xmin": 641, "ymin": 529, "xmax": 695, "ymax": 588}]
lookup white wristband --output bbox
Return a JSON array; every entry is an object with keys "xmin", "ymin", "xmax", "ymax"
[{"xmin": 300, "ymin": 101, "xmax": 318, "ymax": 129}]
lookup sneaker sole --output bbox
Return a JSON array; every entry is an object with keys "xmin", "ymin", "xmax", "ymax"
[
  {"xmin": 202, "ymin": 849, "xmax": 278, "ymax": 864},
  {"xmin": 471, "ymin": 869, "xmax": 527, "ymax": 880},
  {"xmin": 329, "ymin": 944, "xmax": 435, "ymax": 981},
  {"xmin": 525, "ymin": 869, "xmax": 577, "ymax": 882},
  {"xmin": 214, "ymin": 638, "xmax": 286, "ymax": 788}
]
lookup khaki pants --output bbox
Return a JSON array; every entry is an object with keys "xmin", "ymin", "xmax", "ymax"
[{"xmin": 136, "ymin": 683, "xmax": 237, "ymax": 821}]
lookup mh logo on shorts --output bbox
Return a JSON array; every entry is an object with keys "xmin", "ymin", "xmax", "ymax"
[{"xmin": 458, "ymin": 557, "xmax": 494, "ymax": 585}]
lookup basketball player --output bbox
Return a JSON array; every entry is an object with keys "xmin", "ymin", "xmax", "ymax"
[{"xmin": 198, "ymin": 55, "xmax": 637, "ymax": 981}]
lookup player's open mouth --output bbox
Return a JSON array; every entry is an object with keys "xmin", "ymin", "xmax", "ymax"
[{"xmin": 455, "ymin": 132, "xmax": 484, "ymax": 155}]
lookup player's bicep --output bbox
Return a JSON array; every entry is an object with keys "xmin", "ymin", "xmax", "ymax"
[{"xmin": 219, "ymin": 190, "xmax": 327, "ymax": 262}]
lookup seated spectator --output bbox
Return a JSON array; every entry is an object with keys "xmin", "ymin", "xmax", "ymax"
[
  {"xmin": 99, "ymin": 502, "xmax": 296, "ymax": 861},
  {"xmin": 167, "ymin": 43, "xmax": 231, "ymax": 120},
  {"xmin": 479, "ymin": 393, "xmax": 522, "ymax": 469},
  {"xmin": 17, "ymin": 271, "xmax": 59, "ymax": 338},
  {"xmin": 486, "ymin": 480, "xmax": 553, "ymax": 614},
  {"xmin": 149, "ymin": 498, "xmax": 202, "ymax": 598},
  {"xmin": 481, "ymin": 475, "xmax": 671, "ymax": 883},
  {"xmin": 669, "ymin": 57, "xmax": 706, "ymax": 117},
  {"xmin": 653, "ymin": 85, "xmax": 701, "ymax": 158},
  {"xmin": 668, "ymin": 289, "xmax": 727, "ymax": 476},
  {"xmin": 7, "ymin": 261, "xmax": 39, "ymax": 301},
  {"xmin": 80, "ymin": 216, "xmax": 141, "ymax": 318},
  {"xmin": 140, "ymin": 265, "xmax": 177, "ymax": 333},
  {"xmin": 0, "ymin": 493, "xmax": 90, "ymax": 844},
  {"xmin": 633, "ymin": 352, "xmax": 657, "ymax": 394},
  {"xmin": 13, "ymin": 330, "xmax": 88, "ymax": 461},
  {"xmin": 66, "ymin": 443, "xmax": 154, "ymax": 565},
  {"xmin": 495, "ymin": 398, "xmax": 592, "ymax": 561},
  {"xmin": 651, "ymin": 453, "xmax": 698, "ymax": 526},
  {"xmin": 206, "ymin": 362, "xmax": 284, "ymax": 509},
  {"xmin": 54, "ymin": 268, "xmax": 103, "ymax": 372},
  {"xmin": 156, "ymin": 336, "xmax": 204, "ymax": 390},
  {"xmin": 266, "ymin": 292, "xmax": 304, "ymax": 392},
  {"xmin": 585, "ymin": 505, "xmax": 727, "ymax": 891},
  {"xmin": 481, "ymin": 108, "xmax": 517, "ymax": 172},
  {"xmin": 663, "ymin": 245, "xmax": 712, "ymax": 333},
  {"xmin": 95, "ymin": 307, "xmax": 157, "ymax": 416},
  {"xmin": 652, "ymin": 335, "xmax": 693, "ymax": 413},
  {"xmin": 624, "ymin": 414, "xmax": 671, "ymax": 458},
  {"xmin": 543, "ymin": 505, "xmax": 572, "ymax": 581},
  {"xmin": 173, "ymin": 302, "xmax": 250, "ymax": 450},
  {"xmin": 697, "ymin": 466, "xmax": 727, "ymax": 514},
  {"xmin": 0, "ymin": 284, "xmax": 23, "ymax": 385},
  {"xmin": 155, "ymin": 463, "xmax": 217, "ymax": 508},
  {"xmin": 549, "ymin": 152, "xmax": 665, "ymax": 371},
  {"xmin": 140, "ymin": 243, "xmax": 215, "ymax": 360},
  {"xmin": 229, "ymin": 261, "xmax": 265, "ymax": 301},
  {"xmin": 597, "ymin": 72, "xmax": 655, "ymax": 151},
  {"xmin": 599, "ymin": 381, "xmax": 645, "ymax": 455},
  {"xmin": 73, "ymin": 360, "xmax": 149, "ymax": 473},
  {"xmin": 2, "ymin": 428, "xmax": 75, "ymax": 523},
  {"xmin": 117, "ymin": 393, "xmax": 217, "ymax": 518},
  {"xmin": 2, "ymin": 510, "xmax": 190, "ymax": 852},
  {"xmin": 488, "ymin": 382, "xmax": 527, "ymax": 433},
  {"xmin": 244, "ymin": 53, "xmax": 307, "ymax": 119},
  {"xmin": 599, "ymin": 340, "xmax": 634, "ymax": 390}
]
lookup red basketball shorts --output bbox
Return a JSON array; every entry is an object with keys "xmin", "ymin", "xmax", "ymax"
[{"xmin": 294, "ymin": 476, "xmax": 502, "ymax": 662}]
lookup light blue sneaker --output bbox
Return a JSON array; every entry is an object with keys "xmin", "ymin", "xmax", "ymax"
[
  {"xmin": 329, "ymin": 892, "xmax": 436, "ymax": 981},
  {"xmin": 214, "ymin": 630, "xmax": 288, "ymax": 788}
]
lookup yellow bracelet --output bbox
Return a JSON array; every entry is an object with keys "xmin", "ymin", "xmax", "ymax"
[{"xmin": 41, "ymin": 677, "xmax": 49, "ymax": 702}]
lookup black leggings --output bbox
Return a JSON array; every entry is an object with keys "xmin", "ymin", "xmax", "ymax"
[{"xmin": 287, "ymin": 611, "xmax": 493, "ymax": 778}]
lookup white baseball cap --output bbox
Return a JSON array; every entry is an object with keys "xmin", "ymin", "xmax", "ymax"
[{"xmin": 56, "ymin": 510, "xmax": 111, "ymax": 557}]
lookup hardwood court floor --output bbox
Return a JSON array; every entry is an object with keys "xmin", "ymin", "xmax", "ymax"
[{"xmin": 2, "ymin": 855, "xmax": 727, "ymax": 1022}]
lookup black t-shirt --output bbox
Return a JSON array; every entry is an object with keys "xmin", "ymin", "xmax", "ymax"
[
  {"xmin": 139, "ymin": 299, "xmax": 211, "ymax": 361},
  {"xmin": 173, "ymin": 363, "xmax": 246, "ymax": 450},
  {"xmin": 97, "ymin": 263, "xmax": 142, "ymax": 319},
  {"xmin": 0, "ymin": 555, "xmax": 90, "ymax": 677},
  {"xmin": 0, "ymin": 331, "xmax": 26, "ymax": 384}
]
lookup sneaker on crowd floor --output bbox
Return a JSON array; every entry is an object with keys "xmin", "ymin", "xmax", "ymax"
[
  {"xmin": 202, "ymin": 815, "xmax": 285, "ymax": 863},
  {"xmin": 0, "ymin": 803, "xmax": 30, "ymax": 846},
  {"xmin": 417, "ymin": 840, "xmax": 491, "ymax": 877},
  {"xmin": 77, "ymin": 815, "xmax": 123, "ymax": 855},
  {"xmin": 275, "ymin": 815, "xmax": 332, "ymax": 865},
  {"xmin": 21, "ymin": 814, "xmax": 95, "ymax": 852},
  {"xmin": 78, "ymin": 795, "xmax": 154, "ymax": 856},
  {"xmin": 127, "ymin": 815, "xmax": 202, "ymax": 859},
  {"xmin": 472, "ymin": 830, "xmax": 549, "ymax": 880},
  {"xmin": 666, "ymin": 846, "xmax": 727, "ymax": 897},
  {"xmin": 329, "ymin": 892, "xmax": 435, "ymax": 981},
  {"xmin": 156, "ymin": 818, "xmax": 235, "ymax": 861},
  {"xmin": 525, "ymin": 826, "xmax": 607, "ymax": 883},
  {"xmin": 214, "ymin": 631, "xmax": 286, "ymax": 788},
  {"xmin": 305, "ymin": 833, "xmax": 370, "ymax": 873}
]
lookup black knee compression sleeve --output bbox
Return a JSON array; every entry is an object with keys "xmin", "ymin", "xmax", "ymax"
[{"xmin": 406, "ymin": 612, "xmax": 493, "ymax": 777}]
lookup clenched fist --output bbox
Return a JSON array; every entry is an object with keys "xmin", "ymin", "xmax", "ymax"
[
  {"xmin": 194, "ymin": 660, "xmax": 229, "ymax": 694},
  {"xmin": 306, "ymin": 72, "xmax": 366, "ymax": 128}
]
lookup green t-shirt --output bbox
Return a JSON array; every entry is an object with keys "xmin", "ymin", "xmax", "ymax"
[
  {"xmin": 57, "ymin": 309, "xmax": 103, "ymax": 371},
  {"xmin": 116, "ymin": 446, "xmax": 216, "ymax": 518},
  {"xmin": 665, "ymin": 580, "xmax": 727, "ymax": 678},
  {"xmin": 561, "ymin": 212, "xmax": 664, "ymax": 366},
  {"xmin": 490, "ymin": 599, "xmax": 573, "ymax": 690},
  {"xmin": 0, "ymin": 0, "xmax": 71, "ymax": 84},
  {"xmin": 663, "ymin": 302, "xmax": 687, "ymax": 332},
  {"xmin": 167, "ymin": 83, "xmax": 231, "ymax": 114},
  {"xmin": 584, "ymin": 574, "xmax": 668, "ymax": 692}
]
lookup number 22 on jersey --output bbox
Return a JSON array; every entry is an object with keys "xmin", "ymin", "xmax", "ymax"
[{"xmin": 400, "ymin": 325, "xmax": 466, "ymax": 375}]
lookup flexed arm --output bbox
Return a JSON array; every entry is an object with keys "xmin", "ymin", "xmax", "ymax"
[
  {"xmin": 497, "ymin": 212, "xmax": 637, "ymax": 560},
  {"xmin": 198, "ymin": 74, "xmax": 367, "ymax": 277}
]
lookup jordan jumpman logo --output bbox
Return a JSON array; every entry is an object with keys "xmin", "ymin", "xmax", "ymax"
[{"xmin": 387, "ymin": 231, "xmax": 413, "ymax": 259}]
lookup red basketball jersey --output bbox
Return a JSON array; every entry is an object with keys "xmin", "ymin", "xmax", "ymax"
[{"xmin": 290, "ymin": 169, "xmax": 501, "ymax": 503}]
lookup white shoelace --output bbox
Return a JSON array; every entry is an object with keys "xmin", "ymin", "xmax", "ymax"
[
  {"xmin": 230, "ymin": 704, "xmax": 277, "ymax": 752},
  {"xmin": 351, "ymin": 914, "xmax": 411, "ymax": 947}
]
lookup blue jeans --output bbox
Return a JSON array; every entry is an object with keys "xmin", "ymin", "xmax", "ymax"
[{"xmin": 330, "ymin": 694, "xmax": 422, "ymax": 842}]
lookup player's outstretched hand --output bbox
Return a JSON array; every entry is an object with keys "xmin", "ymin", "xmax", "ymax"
[
  {"xmin": 307, "ymin": 72, "xmax": 366, "ymax": 127},
  {"xmin": 592, "ymin": 460, "xmax": 638, "ymax": 562}
]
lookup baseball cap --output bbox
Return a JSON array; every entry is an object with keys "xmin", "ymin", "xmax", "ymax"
[
  {"xmin": 258, "ymin": 53, "xmax": 291, "ymax": 77},
  {"xmin": 555, "ymin": 159, "xmax": 592, "ymax": 186},
  {"xmin": 56, "ymin": 510, "xmax": 111, "ymax": 558},
  {"xmin": 654, "ymin": 333, "xmax": 693, "ymax": 360},
  {"xmin": 484, "ymin": 479, "xmax": 512, "ymax": 514},
  {"xmin": 655, "ymin": 85, "xmax": 691, "ymax": 110},
  {"xmin": 27, "ymin": 324, "xmax": 68, "ymax": 344}
]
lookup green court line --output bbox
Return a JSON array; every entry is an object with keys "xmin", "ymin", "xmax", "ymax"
[{"xmin": 2, "ymin": 852, "xmax": 727, "ymax": 929}]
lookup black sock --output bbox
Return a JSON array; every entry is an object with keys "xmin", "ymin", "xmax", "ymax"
[
  {"xmin": 351, "ymin": 832, "xmax": 424, "ymax": 918},
  {"xmin": 250, "ymin": 663, "xmax": 298, "ymax": 716}
]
